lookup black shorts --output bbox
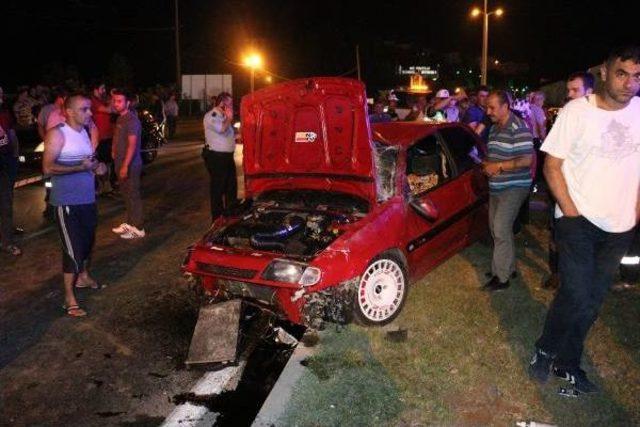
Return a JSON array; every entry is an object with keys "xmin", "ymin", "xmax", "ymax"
[
  {"xmin": 54, "ymin": 203, "xmax": 97, "ymax": 274},
  {"xmin": 96, "ymin": 138, "xmax": 113, "ymax": 163}
]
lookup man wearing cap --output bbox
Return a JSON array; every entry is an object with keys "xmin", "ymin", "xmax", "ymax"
[
  {"xmin": 427, "ymin": 89, "xmax": 461, "ymax": 122},
  {"xmin": 387, "ymin": 92, "xmax": 400, "ymax": 121}
]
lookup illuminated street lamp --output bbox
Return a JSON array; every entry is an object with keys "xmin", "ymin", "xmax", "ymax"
[
  {"xmin": 471, "ymin": 1, "xmax": 504, "ymax": 85},
  {"xmin": 243, "ymin": 52, "xmax": 263, "ymax": 92},
  {"xmin": 265, "ymin": 75, "xmax": 273, "ymax": 84}
]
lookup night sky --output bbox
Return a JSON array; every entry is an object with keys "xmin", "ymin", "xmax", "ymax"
[{"xmin": 3, "ymin": 0, "xmax": 639, "ymax": 93}]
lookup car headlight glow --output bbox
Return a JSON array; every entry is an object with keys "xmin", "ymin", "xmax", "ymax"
[
  {"xmin": 262, "ymin": 259, "xmax": 321, "ymax": 286},
  {"xmin": 621, "ymin": 255, "xmax": 640, "ymax": 265}
]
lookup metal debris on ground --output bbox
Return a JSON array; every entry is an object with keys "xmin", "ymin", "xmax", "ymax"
[
  {"xmin": 385, "ymin": 328, "xmax": 408, "ymax": 342},
  {"xmin": 557, "ymin": 387, "xmax": 581, "ymax": 398},
  {"xmin": 186, "ymin": 299, "xmax": 242, "ymax": 367}
]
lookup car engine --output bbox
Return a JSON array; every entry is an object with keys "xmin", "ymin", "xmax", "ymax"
[{"xmin": 206, "ymin": 208, "xmax": 357, "ymax": 258}]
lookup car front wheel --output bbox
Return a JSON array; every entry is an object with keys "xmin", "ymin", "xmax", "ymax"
[{"xmin": 354, "ymin": 256, "xmax": 408, "ymax": 326}]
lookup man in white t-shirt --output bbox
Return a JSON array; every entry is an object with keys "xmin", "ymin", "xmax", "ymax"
[{"xmin": 528, "ymin": 46, "xmax": 640, "ymax": 394}]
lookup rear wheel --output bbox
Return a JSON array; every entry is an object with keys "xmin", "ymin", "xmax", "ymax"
[{"xmin": 353, "ymin": 255, "xmax": 408, "ymax": 326}]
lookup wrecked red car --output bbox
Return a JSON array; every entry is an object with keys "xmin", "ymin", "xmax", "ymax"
[{"xmin": 182, "ymin": 77, "xmax": 488, "ymax": 327}]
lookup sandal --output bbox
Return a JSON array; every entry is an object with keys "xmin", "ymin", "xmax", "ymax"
[
  {"xmin": 63, "ymin": 305, "xmax": 87, "ymax": 317},
  {"xmin": 75, "ymin": 278, "xmax": 105, "ymax": 290},
  {"xmin": 1, "ymin": 244, "xmax": 22, "ymax": 256}
]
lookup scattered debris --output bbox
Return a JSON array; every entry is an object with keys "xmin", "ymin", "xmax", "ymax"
[
  {"xmin": 148, "ymin": 372, "xmax": 168, "ymax": 379},
  {"xmin": 301, "ymin": 329, "xmax": 320, "ymax": 347},
  {"xmin": 385, "ymin": 328, "xmax": 408, "ymax": 342},
  {"xmin": 95, "ymin": 411, "xmax": 126, "ymax": 418},
  {"xmin": 274, "ymin": 327, "xmax": 299, "ymax": 347},
  {"xmin": 557, "ymin": 387, "xmax": 580, "ymax": 398},
  {"xmin": 516, "ymin": 421, "xmax": 558, "ymax": 427}
]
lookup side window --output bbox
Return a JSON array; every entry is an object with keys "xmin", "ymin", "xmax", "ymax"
[
  {"xmin": 406, "ymin": 134, "xmax": 452, "ymax": 196},
  {"xmin": 439, "ymin": 127, "xmax": 481, "ymax": 174}
]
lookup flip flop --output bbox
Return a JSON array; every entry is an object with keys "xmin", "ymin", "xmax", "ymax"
[
  {"xmin": 1, "ymin": 244, "xmax": 22, "ymax": 256},
  {"xmin": 63, "ymin": 305, "xmax": 87, "ymax": 317},
  {"xmin": 75, "ymin": 279, "xmax": 106, "ymax": 290}
]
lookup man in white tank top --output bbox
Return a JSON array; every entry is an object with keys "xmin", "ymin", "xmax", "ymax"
[{"xmin": 43, "ymin": 95, "xmax": 100, "ymax": 318}]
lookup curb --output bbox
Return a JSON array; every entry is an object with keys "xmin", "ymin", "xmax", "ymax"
[{"xmin": 252, "ymin": 340, "xmax": 318, "ymax": 427}]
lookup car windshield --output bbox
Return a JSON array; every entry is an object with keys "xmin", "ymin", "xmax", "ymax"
[
  {"xmin": 255, "ymin": 189, "xmax": 369, "ymax": 214},
  {"xmin": 373, "ymin": 141, "xmax": 398, "ymax": 202}
]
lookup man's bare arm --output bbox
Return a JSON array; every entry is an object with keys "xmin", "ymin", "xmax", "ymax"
[
  {"xmin": 544, "ymin": 154, "xmax": 579, "ymax": 217},
  {"xmin": 42, "ymin": 128, "xmax": 95, "ymax": 175}
]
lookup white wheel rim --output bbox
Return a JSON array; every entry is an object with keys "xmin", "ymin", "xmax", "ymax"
[{"xmin": 358, "ymin": 259, "xmax": 405, "ymax": 322}]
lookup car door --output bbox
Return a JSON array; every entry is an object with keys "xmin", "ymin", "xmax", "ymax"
[
  {"xmin": 438, "ymin": 126, "xmax": 489, "ymax": 244},
  {"xmin": 403, "ymin": 132, "xmax": 472, "ymax": 281}
]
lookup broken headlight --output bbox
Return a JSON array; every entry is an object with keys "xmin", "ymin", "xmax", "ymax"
[{"xmin": 262, "ymin": 259, "xmax": 321, "ymax": 286}]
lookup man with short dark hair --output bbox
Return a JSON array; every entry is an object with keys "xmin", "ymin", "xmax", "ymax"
[
  {"xmin": 462, "ymin": 85, "xmax": 491, "ymax": 142},
  {"xmin": 566, "ymin": 71, "xmax": 595, "ymax": 101},
  {"xmin": 543, "ymin": 71, "xmax": 596, "ymax": 290},
  {"xmin": 43, "ymin": 94, "xmax": 100, "ymax": 317},
  {"xmin": 111, "ymin": 89, "xmax": 145, "ymax": 239},
  {"xmin": 91, "ymin": 82, "xmax": 115, "ymax": 194},
  {"xmin": 481, "ymin": 90, "xmax": 534, "ymax": 292},
  {"xmin": 529, "ymin": 46, "xmax": 640, "ymax": 393}
]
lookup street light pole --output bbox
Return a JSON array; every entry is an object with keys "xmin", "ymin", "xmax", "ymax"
[
  {"xmin": 174, "ymin": 0, "xmax": 181, "ymax": 89},
  {"xmin": 471, "ymin": 2, "xmax": 503, "ymax": 86},
  {"xmin": 481, "ymin": 0, "xmax": 488, "ymax": 85},
  {"xmin": 250, "ymin": 68, "xmax": 255, "ymax": 93}
]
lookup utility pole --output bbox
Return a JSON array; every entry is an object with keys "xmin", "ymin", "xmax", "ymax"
[
  {"xmin": 356, "ymin": 45, "xmax": 361, "ymax": 81},
  {"xmin": 174, "ymin": 0, "xmax": 181, "ymax": 89},
  {"xmin": 481, "ymin": 0, "xmax": 488, "ymax": 85}
]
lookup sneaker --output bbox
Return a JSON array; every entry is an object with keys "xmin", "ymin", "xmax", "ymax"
[
  {"xmin": 553, "ymin": 366, "xmax": 599, "ymax": 394},
  {"xmin": 112, "ymin": 223, "xmax": 130, "ymax": 234},
  {"xmin": 528, "ymin": 347, "xmax": 555, "ymax": 384},
  {"xmin": 481, "ymin": 276, "xmax": 510, "ymax": 292},
  {"xmin": 120, "ymin": 225, "xmax": 146, "ymax": 239}
]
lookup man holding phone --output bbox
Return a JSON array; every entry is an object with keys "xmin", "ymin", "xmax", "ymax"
[{"xmin": 203, "ymin": 92, "xmax": 237, "ymax": 221}]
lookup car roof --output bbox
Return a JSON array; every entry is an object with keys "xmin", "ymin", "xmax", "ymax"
[{"xmin": 371, "ymin": 121, "xmax": 473, "ymax": 149}]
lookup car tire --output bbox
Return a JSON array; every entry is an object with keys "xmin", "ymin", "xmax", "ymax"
[{"xmin": 353, "ymin": 255, "xmax": 408, "ymax": 326}]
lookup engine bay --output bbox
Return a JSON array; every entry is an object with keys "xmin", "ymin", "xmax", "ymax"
[{"xmin": 205, "ymin": 190, "xmax": 368, "ymax": 258}]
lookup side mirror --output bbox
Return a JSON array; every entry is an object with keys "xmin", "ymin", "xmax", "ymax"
[{"xmin": 410, "ymin": 197, "xmax": 439, "ymax": 222}]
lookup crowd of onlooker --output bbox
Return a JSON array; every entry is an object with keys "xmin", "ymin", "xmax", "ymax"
[{"xmin": 0, "ymin": 83, "xmax": 181, "ymax": 140}]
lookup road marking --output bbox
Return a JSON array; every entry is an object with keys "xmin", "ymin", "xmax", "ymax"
[{"xmin": 161, "ymin": 363, "xmax": 245, "ymax": 427}]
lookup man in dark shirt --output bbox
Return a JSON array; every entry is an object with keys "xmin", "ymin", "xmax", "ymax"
[
  {"xmin": 111, "ymin": 89, "xmax": 145, "ymax": 239},
  {"xmin": 0, "ymin": 87, "xmax": 22, "ymax": 256},
  {"xmin": 462, "ymin": 85, "xmax": 492, "ymax": 142}
]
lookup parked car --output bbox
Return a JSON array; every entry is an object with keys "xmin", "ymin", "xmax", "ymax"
[{"xmin": 182, "ymin": 77, "xmax": 489, "ymax": 328}]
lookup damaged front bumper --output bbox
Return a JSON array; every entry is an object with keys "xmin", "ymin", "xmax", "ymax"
[{"xmin": 186, "ymin": 273, "xmax": 360, "ymax": 329}]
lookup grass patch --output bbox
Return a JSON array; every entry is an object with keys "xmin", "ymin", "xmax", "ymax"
[
  {"xmin": 279, "ymin": 208, "xmax": 640, "ymax": 426},
  {"xmin": 280, "ymin": 327, "xmax": 402, "ymax": 427}
]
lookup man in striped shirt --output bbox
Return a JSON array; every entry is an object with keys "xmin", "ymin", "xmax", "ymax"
[{"xmin": 481, "ymin": 90, "xmax": 534, "ymax": 291}]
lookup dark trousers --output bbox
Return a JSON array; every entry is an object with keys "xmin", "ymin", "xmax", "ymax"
[
  {"xmin": 118, "ymin": 163, "xmax": 144, "ymax": 229},
  {"xmin": 203, "ymin": 150, "xmax": 237, "ymax": 220},
  {"xmin": 0, "ymin": 155, "xmax": 18, "ymax": 246},
  {"xmin": 166, "ymin": 116, "xmax": 177, "ymax": 138},
  {"xmin": 54, "ymin": 203, "xmax": 97, "ymax": 274},
  {"xmin": 536, "ymin": 216, "xmax": 634, "ymax": 368}
]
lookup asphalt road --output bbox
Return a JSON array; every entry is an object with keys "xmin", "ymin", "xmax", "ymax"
[{"xmin": 0, "ymin": 134, "xmax": 243, "ymax": 426}]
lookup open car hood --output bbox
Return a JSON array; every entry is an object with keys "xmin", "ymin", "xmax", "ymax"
[{"xmin": 241, "ymin": 77, "xmax": 377, "ymax": 204}]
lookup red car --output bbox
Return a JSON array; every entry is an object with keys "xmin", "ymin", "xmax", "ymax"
[{"xmin": 182, "ymin": 77, "xmax": 488, "ymax": 327}]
